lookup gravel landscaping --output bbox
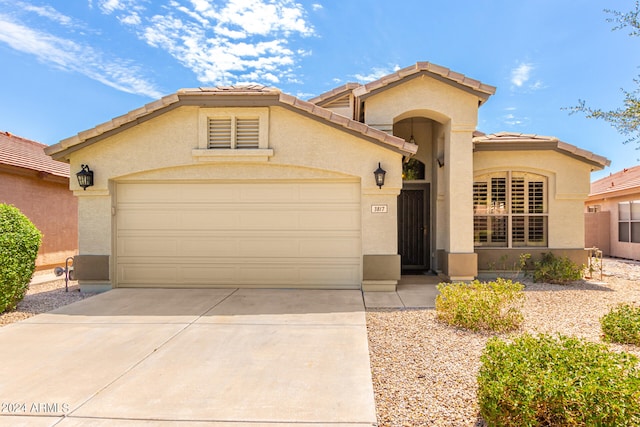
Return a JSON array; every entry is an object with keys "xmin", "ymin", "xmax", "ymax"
[
  {"xmin": 367, "ymin": 257, "xmax": 640, "ymax": 426},
  {"xmin": 0, "ymin": 279, "xmax": 88, "ymax": 326},
  {"xmin": 2, "ymin": 259, "xmax": 640, "ymax": 426}
]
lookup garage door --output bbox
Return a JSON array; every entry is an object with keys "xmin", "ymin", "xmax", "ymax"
[{"xmin": 115, "ymin": 181, "xmax": 361, "ymax": 288}]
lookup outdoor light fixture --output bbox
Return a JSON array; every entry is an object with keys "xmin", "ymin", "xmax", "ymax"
[
  {"xmin": 437, "ymin": 155, "xmax": 445, "ymax": 168},
  {"xmin": 374, "ymin": 162, "xmax": 386, "ymax": 188},
  {"xmin": 76, "ymin": 164, "xmax": 94, "ymax": 190}
]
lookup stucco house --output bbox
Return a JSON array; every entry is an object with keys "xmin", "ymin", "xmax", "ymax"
[
  {"xmin": 0, "ymin": 131, "xmax": 78, "ymax": 270},
  {"xmin": 45, "ymin": 62, "xmax": 609, "ymax": 292},
  {"xmin": 585, "ymin": 165, "xmax": 640, "ymax": 261}
]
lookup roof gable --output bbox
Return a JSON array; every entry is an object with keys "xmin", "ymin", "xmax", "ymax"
[
  {"xmin": 46, "ymin": 86, "xmax": 417, "ymax": 160},
  {"xmin": 473, "ymin": 131, "xmax": 610, "ymax": 170},
  {"xmin": 352, "ymin": 62, "xmax": 496, "ymax": 105},
  {"xmin": 0, "ymin": 131, "xmax": 69, "ymax": 178}
]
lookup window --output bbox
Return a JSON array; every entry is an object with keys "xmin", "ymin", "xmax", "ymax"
[
  {"xmin": 207, "ymin": 116, "xmax": 260, "ymax": 149},
  {"xmin": 618, "ymin": 201, "xmax": 640, "ymax": 243},
  {"xmin": 474, "ymin": 172, "xmax": 548, "ymax": 247},
  {"xmin": 587, "ymin": 205, "xmax": 601, "ymax": 213}
]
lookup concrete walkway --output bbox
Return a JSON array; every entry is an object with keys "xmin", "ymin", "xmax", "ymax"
[
  {"xmin": 0, "ymin": 289, "xmax": 377, "ymax": 426},
  {"xmin": 363, "ymin": 275, "xmax": 441, "ymax": 309}
]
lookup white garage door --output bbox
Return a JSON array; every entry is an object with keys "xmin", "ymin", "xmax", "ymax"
[{"xmin": 115, "ymin": 181, "xmax": 362, "ymax": 288}]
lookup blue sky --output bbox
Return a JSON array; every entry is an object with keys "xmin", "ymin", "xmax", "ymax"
[{"xmin": 0, "ymin": 0, "xmax": 638, "ymax": 180}]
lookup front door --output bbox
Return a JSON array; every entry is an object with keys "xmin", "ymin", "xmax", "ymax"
[{"xmin": 398, "ymin": 184, "xmax": 430, "ymax": 271}]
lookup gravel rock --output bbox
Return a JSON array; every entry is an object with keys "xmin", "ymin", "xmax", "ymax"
[
  {"xmin": 0, "ymin": 279, "xmax": 89, "ymax": 326},
  {"xmin": 366, "ymin": 257, "xmax": 640, "ymax": 426}
]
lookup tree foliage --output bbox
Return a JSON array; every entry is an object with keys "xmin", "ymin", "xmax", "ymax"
[{"xmin": 569, "ymin": 2, "xmax": 640, "ymax": 145}]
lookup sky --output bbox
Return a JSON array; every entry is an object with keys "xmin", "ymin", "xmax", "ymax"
[{"xmin": 0, "ymin": 0, "xmax": 638, "ymax": 180}]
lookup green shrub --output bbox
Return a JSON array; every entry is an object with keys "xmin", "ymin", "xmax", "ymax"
[
  {"xmin": 478, "ymin": 334, "xmax": 640, "ymax": 426},
  {"xmin": 531, "ymin": 252, "xmax": 583, "ymax": 284},
  {"xmin": 601, "ymin": 304, "xmax": 640, "ymax": 345},
  {"xmin": 0, "ymin": 204, "xmax": 42, "ymax": 313},
  {"xmin": 435, "ymin": 278, "xmax": 524, "ymax": 332}
]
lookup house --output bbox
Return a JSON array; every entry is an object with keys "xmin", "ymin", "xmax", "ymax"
[
  {"xmin": 585, "ymin": 165, "xmax": 640, "ymax": 261},
  {"xmin": 0, "ymin": 131, "xmax": 78, "ymax": 270},
  {"xmin": 45, "ymin": 62, "xmax": 609, "ymax": 292}
]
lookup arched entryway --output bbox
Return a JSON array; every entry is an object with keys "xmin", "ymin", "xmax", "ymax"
[{"xmin": 394, "ymin": 115, "xmax": 445, "ymax": 273}]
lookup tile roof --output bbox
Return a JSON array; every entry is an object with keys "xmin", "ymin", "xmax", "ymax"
[
  {"xmin": 308, "ymin": 83, "xmax": 360, "ymax": 106},
  {"xmin": 352, "ymin": 62, "xmax": 496, "ymax": 103},
  {"xmin": 46, "ymin": 86, "xmax": 417, "ymax": 159},
  {"xmin": 473, "ymin": 131, "xmax": 610, "ymax": 169},
  {"xmin": 0, "ymin": 131, "xmax": 69, "ymax": 178},
  {"xmin": 590, "ymin": 165, "xmax": 640, "ymax": 197}
]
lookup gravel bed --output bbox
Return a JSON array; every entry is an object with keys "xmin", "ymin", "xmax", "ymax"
[
  {"xmin": 0, "ymin": 279, "xmax": 89, "ymax": 326},
  {"xmin": 366, "ymin": 257, "xmax": 640, "ymax": 426}
]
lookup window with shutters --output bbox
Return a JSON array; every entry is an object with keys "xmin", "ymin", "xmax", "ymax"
[
  {"xmin": 618, "ymin": 201, "xmax": 640, "ymax": 243},
  {"xmin": 474, "ymin": 171, "xmax": 548, "ymax": 247}
]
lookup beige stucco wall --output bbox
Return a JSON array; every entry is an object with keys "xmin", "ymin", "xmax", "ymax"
[
  {"xmin": 474, "ymin": 149, "xmax": 593, "ymax": 250},
  {"xmin": 66, "ymin": 105, "xmax": 403, "ymax": 286},
  {"xmin": 363, "ymin": 76, "xmax": 481, "ymax": 279}
]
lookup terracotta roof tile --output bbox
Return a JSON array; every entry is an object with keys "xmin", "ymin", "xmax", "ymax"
[
  {"xmin": 590, "ymin": 165, "xmax": 640, "ymax": 197},
  {"xmin": 47, "ymin": 86, "xmax": 417, "ymax": 159},
  {"xmin": 352, "ymin": 62, "xmax": 497, "ymax": 103},
  {"xmin": 308, "ymin": 83, "xmax": 359, "ymax": 105},
  {"xmin": 0, "ymin": 131, "xmax": 69, "ymax": 177},
  {"xmin": 473, "ymin": 132, "xmax": 609, "ymax": 169}
]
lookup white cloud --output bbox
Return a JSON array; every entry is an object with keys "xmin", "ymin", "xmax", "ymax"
[
  {"xmin": 312, "ymin": 4, "xmax": 323, "ymax": 11},
  {"xmin": 124, "ymin": 0, "xmax": 315, "ymax": 86},
  {"xmin": 0, "ymin": 14, "xmax": 162, "ymax": 98},
  {"xmin": 353, "ymin": 64, "xmax": 400, "ymax": 83},
  {"xmin": 502, "ymin": 110, "xmax": 529, "ymax": 127},
  {"xmin": 511, "ymin": 63, "xmax": 532, "ymax": 87}
]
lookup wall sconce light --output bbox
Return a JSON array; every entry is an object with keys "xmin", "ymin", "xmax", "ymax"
[
  {"xmin": 436, "ymin": 155, "xmax": 445, "ymax": 168},
  {"xmin": 374, "ymin": 162, "xmax": 386, "ymax": 188},
  {"xmin": 76, "ymin": 164, "xmax": 94, "ymax": 190}
]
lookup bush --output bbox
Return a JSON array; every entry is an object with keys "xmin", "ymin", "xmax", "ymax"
[
  {"xmin": 531, "ymin": 252, "xmax": 583, "ymax": 284},
  {"xmin": 435, "ymin": 278, "xmax": 524, "ymax": 332},
  {"xmin": 0, "ymin": 204, "xmax": 42, "ymax": 313},
  {"xmin": 601, "ymin": 304, "xmax": 640, "ymax": 345},
  {"xmin": 478, "ymin": 334, "xmax": 640, "ymax": 427}
]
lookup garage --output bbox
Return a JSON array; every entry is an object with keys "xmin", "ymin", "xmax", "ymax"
[{"xmin": 115, "ymin": 181, "xmax": 362, "ymax": 288}]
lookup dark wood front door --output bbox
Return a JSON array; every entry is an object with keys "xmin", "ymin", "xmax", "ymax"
[{"xmin": 398, "ymin": 185, "xmax": 430, "ymax": 271}]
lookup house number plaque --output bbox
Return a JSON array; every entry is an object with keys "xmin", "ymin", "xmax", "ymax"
[{"xmin": 371, "ymin": 204, "xmax": 388, "ymax": 213}]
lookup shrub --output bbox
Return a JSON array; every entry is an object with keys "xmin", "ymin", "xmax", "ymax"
[
  {"xmin": 435, "ymin": 278, "xmax": 524, "ymax": 332},
  {"xmin": 601, "ymin": 304, "xmax": 640, "ymax": 345},
  {"xmin": 0, "ymin": 204, "xmax": 42, "ymax": 313},
  {"xmin": 531, "ymin": 252, "xmax": 583, "ymax": 284},
  {"xmin": 478, "ymin": 334, "xmax": 640, "ymax": 427}
]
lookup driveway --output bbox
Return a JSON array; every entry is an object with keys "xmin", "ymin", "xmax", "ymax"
[{"xmin": 0, "ymin": 288, "xmax": 377, "ymax": 426}]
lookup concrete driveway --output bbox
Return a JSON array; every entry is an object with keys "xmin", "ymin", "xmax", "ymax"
[{"xmin": 0, "ymin": 289, "xmax": 377, "ymax": 426}]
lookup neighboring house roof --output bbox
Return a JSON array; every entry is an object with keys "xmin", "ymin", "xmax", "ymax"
[
  {"xmin": 0, "ymin": 131, "xmax": 69, "ymax": 178},
  {"xmin": 473, "ymin": 131, "xmax": 610, "ymax": 170},
  {"xmin": 351, "ymin": 62, "xmax": 497, "ymax": 104},
  {"xmin": 588, "ymin": 165, "xmax": 640, "ymax": 200},
  {"xmin": 45, "ymin": 86, "xmax": 417, "ymax": 160}
]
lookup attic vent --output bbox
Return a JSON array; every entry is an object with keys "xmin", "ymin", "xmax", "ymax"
[
  {"xmin": 208, "ymin": 118, "xmax": 232, "ymax": 149},
  {"xmin": 236, "ymin": 118, "xmax": 259, "ymax": 149}
]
